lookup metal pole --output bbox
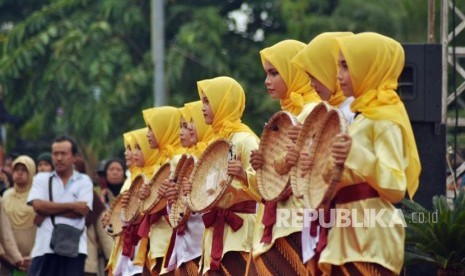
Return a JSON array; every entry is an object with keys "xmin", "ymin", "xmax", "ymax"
[
  {"xmin": 152, "ymin": 0, "xmax": 165, "ymax": 106},
  {"xmin": 428, "ymin": 0, "xmax": 436, "ymax": 43},
  {"xmin": 441, "ymin": 0, "xmax": 449, "ymax": 125}
]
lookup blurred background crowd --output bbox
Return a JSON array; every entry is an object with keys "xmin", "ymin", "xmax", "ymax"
[{"xmin": 0, "ymin": 151, "xmax": 124, "ymax": 275}]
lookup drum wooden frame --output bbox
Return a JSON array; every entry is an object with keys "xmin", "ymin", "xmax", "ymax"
[
  {"xmin": 256, "ymin": 111, "xmax": 298, "ymax": 201},
  {"xmin": 291, "ymin": 102, "xmax": 331, "ymax": 198},
  {"xmin": 105, "ymin": 193, "xmax": 124, "ymax": 237},
  {"xmin": 141, "ymin": 162, "xmax": 171, "ymax": 214},
  {"xmin": 187, "ymin": 139, "xmax": 235, "ymax": 212},
  {"xmin": 302, "ymin": 108, "xmax": 348, "ymax": 210},
  {"xmin": 121, "ymin": 174, "xmax": 145, "ymax": 224},
  {"xmin": 171, "ymin": 154, "xmax": 188, "ymax": 183},
  {"xmin": 169, "ymin": 155, "xmax": 195, "ymax": 228}
]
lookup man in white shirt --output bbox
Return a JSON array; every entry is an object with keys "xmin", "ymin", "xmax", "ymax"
[{"xmin": 27, "ymin": 135, "xmax": 93, "ymax": 276}]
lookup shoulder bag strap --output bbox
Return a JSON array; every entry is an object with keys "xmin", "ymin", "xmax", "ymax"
[{"xmin": 48, "ymin": 175, "xmax": 56, "ymax": 227}]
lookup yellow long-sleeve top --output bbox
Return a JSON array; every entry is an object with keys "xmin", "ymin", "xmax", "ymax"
[
  {"xmin": 318, "ymin": 115, "xmax": 407, "ymax": 275},
  {"xmin": 143, "ymin": 154, "xmax": 188, "ymax": 272},
  {"xmin": 199, "ymin": 131, "xmax": 259, "ymax": 274},
  {"xmin": 106, "ymin": 173, "xmax": 136, "ymax": 275},
  {"xmin": 110, "ymin": 159, "xmax": 180, "ymax": 273},
  {"xmin": 251, "ymin": 102, "xmax": 318, "ymax": 257},
  {"xmin": 107, "ymin": 163, "xmax": 163, "ymax": 274},
  {"xmin": 144, "ymin": 161, "xmax": 174, "ymax": 272}
]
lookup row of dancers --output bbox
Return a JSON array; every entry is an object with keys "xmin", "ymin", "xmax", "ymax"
[{"xmin": 102, "ymin": 31, "xmax": 421, "ymax": 276}]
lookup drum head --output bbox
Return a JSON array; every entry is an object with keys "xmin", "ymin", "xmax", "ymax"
[
  {"xmin": 187, "ymin": 139, "xmax": 234, "ymax": 212},
  {"xmin": 302, "ymin": 109, "xmax": 348, "ymax": 209},
  {"xmin": 106, "ymin": 193, "xmax": 124, "ymax": 237},
  {"xmin": 257, "ymin": 111, "xmax": 298, "ymax": 201},
  {"xmin": 291, "ymin": 102, "xmax": 330, "ymax": 198},
  {"xmin": 141, "ymin": 163, "xmax": 171, "ymax": 213},
  {"xmin": 121, "ymin": 174, "xmax": 145, "ymax": 224},
  {"xmin": 169, "ymin": 156, "xmax": 195, "ymax": 228}
]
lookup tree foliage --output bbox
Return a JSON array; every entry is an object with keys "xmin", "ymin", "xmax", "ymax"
[{"xmin": 0, "ymin": 0, "xmax": 433, "ymax": 170}]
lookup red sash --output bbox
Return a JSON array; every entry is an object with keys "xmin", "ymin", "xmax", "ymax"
[
  {"xmin": 310, "ymin": 182, "xmax": 379, "ymax": 275},
  {"xmin": 202, "ymin": 200, "xmax": 256, "ymax": 271},
  {"xmin": 260, "ymin": 188, "xmax": 292, "ymax": 243},
  {"xmin": 137, "ymin": 208, "xmax": 168, "ymax": 238}
]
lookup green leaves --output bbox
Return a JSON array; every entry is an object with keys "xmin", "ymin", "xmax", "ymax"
[
  {"xmin": 402, "ymin": 192, "xmax": 465, "ymax": 270},
  {"xmin": 0, "ymin": 0, "xmax": 152, "ymax": 164},
  {"xmin": 0, "ymin": 0, "xmax": 436, "ymax": 169}
]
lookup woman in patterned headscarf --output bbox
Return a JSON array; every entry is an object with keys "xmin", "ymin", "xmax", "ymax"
[
  {"xmin": 182, "ymin": 76, "xmax": 259, "ymax": 275},
  {"xmin": 1, "ymin": 155, "xmax": 37, "ymax": 274},
  {"xmin": 319, "ymin": 32, "xmax": 421, "ymax": 275},
  {"xmin": 247, "ymin": 39, "xmax": 321, "ymax": 276}
]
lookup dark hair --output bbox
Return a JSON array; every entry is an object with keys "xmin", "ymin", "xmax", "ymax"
[
  {"xmin": 103, "ymin": 157, "xmax": 126, "ymax": 178},
  {"xmin": 74, "ymin": 155, "xmax": 86, "ymax": 173},
  {"xmin": 96, "ymin": 159, "xmax": 108, "ymax": 176},
  {"xmin": 37, "ymin": 152, "xmax": 53, "ymax": 165},
  {"xmin": 53, "ymin": 135, "xmax": 78, "ymax": 155}
]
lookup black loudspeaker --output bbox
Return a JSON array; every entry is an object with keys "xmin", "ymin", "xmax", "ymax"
[
  {"xmin": 399, "ymin": 44, "xmax": 442, "ymax": 123},
  {"xmin": 398, "ymin": 44, "xmax": 446, "ymax": 209},
  {"xmin": 403, "ymin": 125, "xmax": 445, "ymax": 276},
  {"xmin": 399, "ymin": 44, "xmax": 445, "ymax": 276},
  {"xmin": 410, "ymin": 123, "xmax": 446, "ymax": 209}
]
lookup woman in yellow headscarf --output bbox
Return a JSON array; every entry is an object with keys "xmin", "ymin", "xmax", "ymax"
[
  {"xmin": 105, "ymin": 129, "xmax": 142, "ymax": 276},
  {"xmin": 288, "ymin": 33, "xmax": 356, "ymax": 273},
  {"xmin": 123, "ymin": 131, "xmax": 137, "ymax": 182},
  {"xmin": 184, "ymin": 76, "xmax": 259, "ymax": 275},
  {"xmin": 247, "ymin": 39, "xmax": 321, "ymax": 276},
  {"xmin": 1, "ymin": 155, "xmax": 36, "ymax": 274},
  {"xmin": 143, "ymin": 106, "xmax": 184, "ymax": 169},
  {"xmin": 113, "ymin": 127, "xmax": 157, "ymax": 276},
  {"xmin": 320, "ymin": 32, "xmax": 421, "ymax": 275},
  {"xmin": 137, "ymin": 106, "xmax": 184, "ymax": 275},
  {"xmin": 163, "ymin": 101, "xmax": 212, "ymax": 275},
  {"xmin": 292, "ymin": 32, "xmax": 355, "ymax": 124},
  {"xmin": 181, "ymin": 101, "xmax": 213, "ymax": 157},
  {"xmin": 259, "ymin": 39, "xmax": 321, "ymax": 121}
]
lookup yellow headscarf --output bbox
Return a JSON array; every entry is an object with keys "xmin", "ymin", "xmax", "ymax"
[
  {"xmin": 292, "ymin": 32, "xmax": 353, "ymax": 107},
  {"xmin": 336, "ymin": 32, "xmax": 421, "ymax": 199},
  {"xmin": 260, "ymin": 40, "xmax": 320, "ymax": 115},
  {"xmin": 197, "ymin": 76, "xmax": 255, "ymax": 141},
  {"xmin": 123, "ymin": 131, "xmax": 136, "ymax": 171},
  {"xmin": 131, "ymin": 127, "xmax": 158, "ymax": 178},
  {"xmin": 181, "ymin": 101, "xmax": 213, "ymax": 157},
  {"xmin": 142, "ymin": 106, "xmax": 183, "ymax": 164},
  {"xmin": 3, "ymin": 155, "xmax": 37, "ymax": 229}
]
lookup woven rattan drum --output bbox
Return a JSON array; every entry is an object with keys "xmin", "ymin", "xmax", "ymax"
[
  {"xmin": 121, "ymin": 174, "xmax": 145, "ymax": 224},
  {"xmin": 141, "ymin": 162, "xmax": 171, "ymax": 214},
  {"xmin": 302, "ymin": 108, "xmax": 348, "ymax": 210},
  {"xmin": 291, "ymin": 102, "xmax": 331, "ymax": 198},
  {"xmin": 171, "ymin": 154, "xmax": 188, "ymax": 183},
  {"xmin": 187, "ymin": 139, "xmax": 235, "ymax": 212},
  {"xmin": 169, "ymin": 155, "xmax": 195, "ymax": 228},
  {"xmin": 256, "ymin": 111, "xmax": 298, "ymax": 201},
  {"xmin": 105, "ymin": 193, "xmax": 124, "ymax": 237}
]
